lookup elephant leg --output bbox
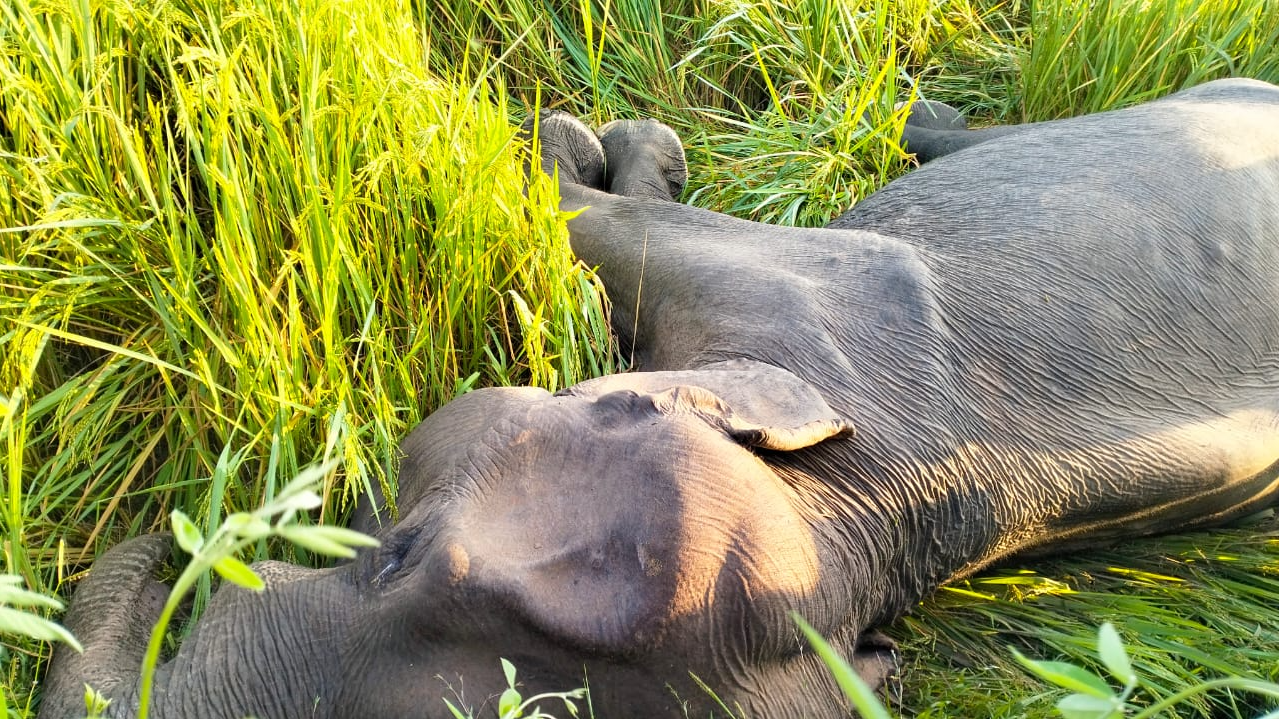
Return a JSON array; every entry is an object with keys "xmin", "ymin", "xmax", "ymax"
[
  {"xmin": 595, "ymin": 118, "xmax": 687, "ymax": 201},
  {"xmin": 520, "ymin": 110, "xmax": 606, "ymax": 190},
  {"xmin": 903, "ymin": 99, "xmax": 969, "ymax": 131},
  {"xmin": 525, "ymin": 110, "xmax": 852, "ymax": 370},
  {"xmin": 523, "ymin": 111, "xmax": 673, "ymax": 363},
  {"xmin": 900, "ymin": 100, "xmax": 1027, "ymax": 163}
]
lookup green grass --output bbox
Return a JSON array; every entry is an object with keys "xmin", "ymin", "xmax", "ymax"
[
  {"xmin": 0, "ymin": 0, "xmax": 614, "ymax": 708},
  {"xmin": 3, "ymin": 0, "xmax": 1279, "ymax": 716}
]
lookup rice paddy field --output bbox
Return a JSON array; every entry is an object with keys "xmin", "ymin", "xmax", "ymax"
[{"xmin": 2, "ymin": 0, "xmax": 1279, "ymax": 716}]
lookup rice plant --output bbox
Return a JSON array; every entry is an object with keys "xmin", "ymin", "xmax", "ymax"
[{"xmin": 1, "ymin": 0, "xmax": 614, "ymax": 708}]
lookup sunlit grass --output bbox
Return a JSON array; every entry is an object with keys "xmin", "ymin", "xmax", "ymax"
[
  {"xmin": 1, "ymin": 0, "xmax": 614, "ymax": 708},
  {"xmin": 1021, "ymin": 0, "xmax": 1279, "ymax": 119},
  {"xmin": 3, "ymin": 0, "xmax": 1279, "ymax": 716},
  {"xmin": 902, "ymin": 517, "xmax": 1279, "ymax": 717}
]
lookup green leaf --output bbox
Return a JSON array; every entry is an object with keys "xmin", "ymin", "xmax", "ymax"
[
  {"xmin": 83, "ymin": 684, "xmax": 111, "ymax": 717},
  {"xmin": 564, "ymin": 698, "xmax": 579, "ymax": 717},
  {"xmin": 498, "ymin": 687, "xmax": 523, "ymax": 718},
  {"xmin": 0, "ymin": 576, "xmax": 65, "ymax": 611},
  {"xmin": 222, "ymin": 512, "xmax": 272, "ymax": 540},
  {"xmin": 1011, "ymin": 648, "xmax": 1114, "ymax": 699},
  {"xmin": 276, "ymin": 525, "xmax": 377, "ymax": 559},
  {"xmin": 792, "ymin": 613, "xmax": 894, "ymax": 719},
  {"xmin": 308, "ymin": 525, "xmax": 380, "ymax": 549},
  {"xmin": 1056, "ymin": 692, "xmax": 1124, "ymax": 719},
  {"xmin": 212, "ymin": 557, "xmax": 265, "ymax": 592},
  {"xmin": 502, "ymin": 657, "xmax": 518, "ymax": 687},
  {"xmin": 170, "ymin": 510, "xmax": 205, "ymax": 555},
  {"xmin": 270, "ymin": 489, "xmax": 324, "ymax": 517},
  {"xmin": 0, "ymin": 607, "xmax": 83, "ymax": 651},
  {"xmin": 442, "ymin": 698, "xmax": 468, "ymax": 719},
  {"xmin": 273, "ymin": 460, "xmax": 340, "ymax": 510},
  {"xmin": 1096, "ymin": 623, "xmax": 1137, "ymax": 689}
]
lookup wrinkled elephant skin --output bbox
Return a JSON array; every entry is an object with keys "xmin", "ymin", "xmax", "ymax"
[{"xmin": 43, "ymin": 79, "xmax": 1279, "ymax": 718}]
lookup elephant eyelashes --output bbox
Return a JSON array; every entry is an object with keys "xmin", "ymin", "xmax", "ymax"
[
  {"xmin": 370, "ymin": 526, "xmax": 422, "ymax": 587},
  {"xmin": 372, "ymin": 557, "xmax": 401, "ymax": 587}
]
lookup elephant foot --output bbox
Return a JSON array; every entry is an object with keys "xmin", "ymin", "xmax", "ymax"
[
  {"xmin": 520, "ymin": 110, "xmax": 605, "ymax": 190},
  {"xmin": 897, "ymin": 98, "xmax": 1030, "ymax": 163},
  {"xmin": 901, "ymin": 99, "xmax": 967, "ymax": 131},
  {"xmin": 595, "ymin": 118, "xmax": 687, "ymax": 201},
  {"xmin": 520, "ymin": 110, "xmax": 688, "ymax": 203},
  {"xmin": 852, "ymin": 629, "xmax": 901, "ymax": 702}
]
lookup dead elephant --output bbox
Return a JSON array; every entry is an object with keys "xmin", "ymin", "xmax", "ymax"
[{"xmin": 42, "ymin": 78, "xmax": 1279, "ymax": 718}]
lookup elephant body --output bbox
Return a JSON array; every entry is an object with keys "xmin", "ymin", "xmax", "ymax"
[
  {"xmin": 43, "ymin": 78, "xmax": 1279, "ymax": 718},
  {"xmin": 550, "ymin": 76, "xmax": 1279, "ymax": 616}
]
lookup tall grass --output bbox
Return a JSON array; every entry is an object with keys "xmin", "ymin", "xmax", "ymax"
[
  {"xmin": 3, "ymin": 0, "xmax": 1279, "ymax": 716},
  {"xmin": 416, "ymin": 0, "xmax": 997, "ymax": 225},
  {"xmin": 1022, "ymin": 0, "xmax": 1279, "ymax": 119},
  {"xmin": 1, "ymin": 0, "xmax": 614, "ymax": 707},
  {"xmin": 903, "ymin": 517, "xmax": 1279, "ymax": 717}
]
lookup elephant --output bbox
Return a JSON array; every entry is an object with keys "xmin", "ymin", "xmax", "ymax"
[{"xmin": 41, "ymin": 77, "xmax": 1279, "ymax": 718}]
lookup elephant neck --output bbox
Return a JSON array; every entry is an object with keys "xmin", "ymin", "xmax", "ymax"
[{"xmin": 773, "ymin": 431, "xmax": 1007, "ymax": 628}]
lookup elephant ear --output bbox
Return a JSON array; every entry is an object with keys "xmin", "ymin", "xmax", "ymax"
[{"xmin": 564, "ymin": 358, "xmax": 853, "ymax": 450}]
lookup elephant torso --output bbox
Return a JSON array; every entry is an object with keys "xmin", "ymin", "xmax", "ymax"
[{"xmin": 619, "ymin": 79, "xmax": 1279, "ymax": 606}]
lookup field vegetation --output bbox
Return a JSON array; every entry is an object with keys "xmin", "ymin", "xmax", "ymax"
[{"xmin": 2, "ymin": 0, "xmax": 1279, "ymax": 716}]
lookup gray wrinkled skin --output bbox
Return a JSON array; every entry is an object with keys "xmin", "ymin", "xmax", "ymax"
[{"xmin": 43, "ymin": 79, "xmax": 1279, "ymax": 718}]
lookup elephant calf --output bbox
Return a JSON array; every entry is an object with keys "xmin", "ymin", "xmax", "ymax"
[{"xmin": 43, "ymin": 78, "xmax": 1279, "ymax": 718}]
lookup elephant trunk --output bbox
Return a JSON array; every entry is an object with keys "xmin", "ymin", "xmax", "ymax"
[
  {"xmin": 40, "ymin": 535, "xmax": 171, "ymax": 718},
  {"xmin": 41, "ymin": 535, "xmax": 352, "ymax": 719}
]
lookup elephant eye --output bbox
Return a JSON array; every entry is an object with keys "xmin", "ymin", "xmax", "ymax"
[
  {"xmin": 372, "ymin": 557, "xmax": 400, "ymax": 586},
  {"xmin": 370, "ymin": 525, "xmax": 422, "ymax": 588}
]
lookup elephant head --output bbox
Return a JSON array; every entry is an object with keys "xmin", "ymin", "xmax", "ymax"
[{"xmin": 44, "ymin": 360, "xmax": 895, "ymax": 719}]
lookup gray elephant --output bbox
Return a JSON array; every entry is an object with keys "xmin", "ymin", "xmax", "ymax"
[{"xmin": 42, "ymin": 78, "xmax": 1279, "ymax": 718}]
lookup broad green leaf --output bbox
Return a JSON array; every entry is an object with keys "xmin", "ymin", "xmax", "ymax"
[
  {"xmin": 170, "ymin": 510, "xmax": 204, "ymax": 555},
  {"xmin": 0, "ymin": 576, "xmax": 65, "ymax": 611},
  {"xmin": 1011, "ymin": 648, "xmax": 1114, "ymax": 699},
  {"xmin": 1056, "ymin": 692, "xmax": 1124, "ymax": 719},
  {"xmin": 1096, "ymin": 623, "xmax": 1137, "ymax": 688},
  {"xmin": 274, "ymin": 460, "xmax": 340, "ymax": 508},
  {"xmin": 502, "ymin": 657, "xmax": 518, "ymax": 688},
  {"xmin": 0, "ymin": 607, "xmax": 83, "ymax": 651},
  {"xmin": 84, "ymin": 684, "xmax": 111, "ymax": 717},
  {"xmin": 269, "ymin": 489, "xmax": 324, "ymax": 517},
  {"xmin": 792, "ymin": 613, "xmax": 894, "ymax": 719},
  {"xmin": 222, "ymin": 512, "xmax": 272, "ymax": 540},
  {"xmin": 305, "ymin": 525, "xmax": 380, "ymax": 549},
  {"xmin": 212, "ymin": 557, "xmax": 265, "ymax": 592},
  {"xmin": 498, "ymin": 687, "xmax": 523, "ymax": 718},
  {"xmin": 276, "ymin": 526, "xmax": 376, "ymax": 559}
]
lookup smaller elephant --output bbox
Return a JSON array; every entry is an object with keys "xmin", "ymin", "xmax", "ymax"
[{"xmin": 41, "ymin": 78, "xmax": 1279, "ymax": 718}]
